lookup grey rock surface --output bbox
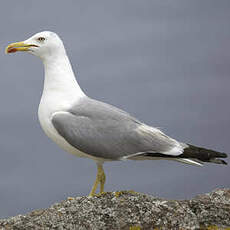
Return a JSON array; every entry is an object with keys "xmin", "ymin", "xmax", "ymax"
[{"xmin": 0, "ymin": 189, "xmax": 230, "ymax": 230}]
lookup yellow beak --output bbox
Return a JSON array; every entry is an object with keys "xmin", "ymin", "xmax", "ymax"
[{"xmin": 5, "ymin": 41, "xmax": 38, "ymax": 54}]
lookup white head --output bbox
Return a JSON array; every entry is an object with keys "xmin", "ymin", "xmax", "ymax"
[{"xmin": 6, "ymin": 31, "xmax": 66, "ymax": 61}]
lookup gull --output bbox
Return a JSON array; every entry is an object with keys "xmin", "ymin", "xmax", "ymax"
[{"xmin": 6, "ymin": 31, "xmax": 228, "ymax": 196}]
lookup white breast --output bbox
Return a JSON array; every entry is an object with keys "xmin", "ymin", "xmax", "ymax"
[
  {"xmin": 38, "ymin": 52, "xmax": 105, "ymax": 162},
  {"xmin": 38, "ymin": 91, "xmax": 90, "ymax": 158}
]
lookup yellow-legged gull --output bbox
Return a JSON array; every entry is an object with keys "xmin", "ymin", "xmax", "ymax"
[{"xmin": 6, "ymin": 31, "xmax": 228, "ymax": 196}]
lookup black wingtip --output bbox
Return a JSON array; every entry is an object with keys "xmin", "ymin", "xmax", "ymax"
[
  {"xmin": 221, "ymin": 159, "xmax": 228, "ymax": 165},
  {"xmin": 183, "ymin": 144, "xmax": 228, "ymax": 165},
  {"xmin": 219, "ymin": 153, "xmax": 228, "ymax": 158},
  {"xmin": 208, "ymin": 158, "xmax": 228, "ymax": 165}
]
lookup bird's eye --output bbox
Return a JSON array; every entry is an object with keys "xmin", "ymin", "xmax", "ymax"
[{"xmin": 37, "ymin": 37, "xmax": 45, "ymax": 42}]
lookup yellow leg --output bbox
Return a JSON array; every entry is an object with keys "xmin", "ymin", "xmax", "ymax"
[
  {"xmin": 89, "ymin": 163, "xmax": 106, "ymax": 196},
  {"xmin": 99, "ymin": 166, "xmax": 106, "ymax": 194}
]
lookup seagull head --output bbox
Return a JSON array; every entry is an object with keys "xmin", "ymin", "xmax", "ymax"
[{"xmin": 5, "ymin": 31, "xmax": 65, "ymax": 60}]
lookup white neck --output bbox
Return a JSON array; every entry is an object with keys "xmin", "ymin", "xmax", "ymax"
[
  {"xmin": 42, "ymin": 53, "xmax": 85, "ymax": 100},
  {"xmin": 38, "ymin": 52, "xmax": 86, "ymax": 119}
]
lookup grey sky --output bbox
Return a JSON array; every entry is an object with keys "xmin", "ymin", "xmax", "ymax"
[{"xmin": 0, "ymin": 0, "xmax": 230, "ymax": 218}]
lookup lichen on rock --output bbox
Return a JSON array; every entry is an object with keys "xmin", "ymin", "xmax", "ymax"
[{"xmin": 0, "ymin": 189, "xmax": 230, "ymax": 230}]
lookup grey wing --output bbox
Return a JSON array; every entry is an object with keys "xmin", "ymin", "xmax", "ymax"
[{"xmin": 51, "ymin": 97, "xmax": 182, "ymax": 160}]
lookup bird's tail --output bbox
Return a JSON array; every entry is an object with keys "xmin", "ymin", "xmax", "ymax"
[
  {"xmin": 180, "ymin": 144, "xmax": 228, "ymax": 165},
  {"xmin": 124, "ymin": 144, "xmax": 228, "ymax": 166}
]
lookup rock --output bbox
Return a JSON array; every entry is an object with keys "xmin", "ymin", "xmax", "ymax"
[{"xmin": 0, "ymin": 189, "xmax": 230, "ymax": 230}]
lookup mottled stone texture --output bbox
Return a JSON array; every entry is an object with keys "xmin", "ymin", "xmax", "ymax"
[{"xmin": 0, "ymin": 189, "xmax": 230, "ymax": 230}]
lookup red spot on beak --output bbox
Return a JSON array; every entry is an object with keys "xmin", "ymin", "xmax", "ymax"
[{"xmin": 7, "ymin": 47, "xmax": 18, "ymax": 53}]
